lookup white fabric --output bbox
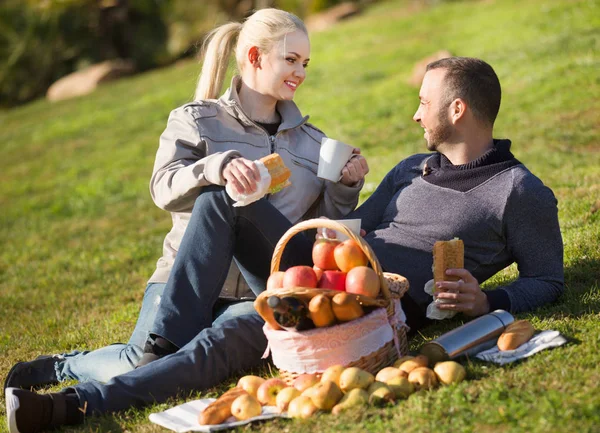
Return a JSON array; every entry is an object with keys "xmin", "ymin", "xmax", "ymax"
[
  {"xmin": 475, "ymin": 330, "xmax": 568, "ymax": 365},
  {"xmin": 264, "ymin": 308, "xmax": 395, "ymax": 374},
  {"xmin": 425, "ymin": 279, "xmax": 458, "ymax": 320},
  {"xmin": 225, "ymin": 161, "xmax": 271, "ymax": 207},
  {"xmin": 149, "ymin": 399, "xmax": 283, "ymax": 432}
]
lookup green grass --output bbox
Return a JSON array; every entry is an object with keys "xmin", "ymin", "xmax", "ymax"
[{"xmin": 1, "ymin": 0, "xmax": 599, "ymax": 431}]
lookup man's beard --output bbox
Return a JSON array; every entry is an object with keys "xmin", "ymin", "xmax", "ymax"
[{"xmin": 426, "ymin": 109, "xmax": 453, "ymax": 151}]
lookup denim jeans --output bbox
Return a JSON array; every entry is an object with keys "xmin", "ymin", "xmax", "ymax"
[
  {"xmin": 53, "ymin": 280, "xmax": 259, "ymax": 385},
  {"xmin": 150, "ymin": 186, "xmax": 313, "ymax": 349},
  {"xmin": 68, "ymin": 187, "xmax": 313, "ymax": 414}
]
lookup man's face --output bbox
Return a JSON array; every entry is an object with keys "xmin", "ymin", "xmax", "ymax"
[{"xmin": 413, "ymin": 68, "xmax": 453, "ymax": 151}]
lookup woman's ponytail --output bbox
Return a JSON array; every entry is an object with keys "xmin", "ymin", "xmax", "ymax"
[{"xmin": 195, "ymin": 22, "xmax": 242, "ymax": 101}]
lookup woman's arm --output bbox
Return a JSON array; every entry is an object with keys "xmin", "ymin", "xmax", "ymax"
[{"xmin": 150, "ymin": 106, "xmax": 241, "ymax": 213}]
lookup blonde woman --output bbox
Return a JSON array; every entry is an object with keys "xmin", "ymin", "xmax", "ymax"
[{"xmin": 4, "ymin": 9, "xmax": 368, "ymax": 428}]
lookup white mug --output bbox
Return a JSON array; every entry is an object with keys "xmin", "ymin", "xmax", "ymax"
[{"xmin": 317, "ymin": 137, "xmax": 354, "ymax": 182}]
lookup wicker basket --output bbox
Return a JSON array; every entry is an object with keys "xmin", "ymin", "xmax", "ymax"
[{"xmin": 255, "ymin": 218, "xmax": 410, "ymax": 385}]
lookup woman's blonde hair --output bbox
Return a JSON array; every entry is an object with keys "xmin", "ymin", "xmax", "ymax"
[{"xmin": 195, "ymin": 8, "xmax": 307, "ymax": 101}]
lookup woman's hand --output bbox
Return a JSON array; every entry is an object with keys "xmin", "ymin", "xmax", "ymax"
[
  {"xmin": 222, "ymin": 157, "xmax": 261, "ymax": 195},
  {"xmin": 434, "ymin": 269, "xmax": 490, "ymax": 317},
  {"xmin": 340, "ymin": 149, "xmax": 369, "ymax": 186}
]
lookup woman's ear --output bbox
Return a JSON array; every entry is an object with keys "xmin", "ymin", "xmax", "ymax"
[{"xmin": 248, "ymin": 46, "xmax": 262, "ymax": 69}]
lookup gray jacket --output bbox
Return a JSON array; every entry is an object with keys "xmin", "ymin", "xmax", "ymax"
[{"xmin": 148, "ymin": 76, "xmax": 362, "ymax": 296}]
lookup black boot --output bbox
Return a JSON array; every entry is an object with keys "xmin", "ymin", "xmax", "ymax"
[
  {"xmin": 136, "ymin": 335, "xmax": 179, "ymax": 368},
  {"xmin": 5, "ymin": 387, "xmax": 83, "ymax": 433},
  {"xmin": 4, "ymin": 356, "xmax": 60, "ymax": 391}
]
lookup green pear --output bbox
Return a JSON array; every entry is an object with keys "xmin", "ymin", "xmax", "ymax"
[
  {"xmin": 386, "ymin": 375, "xmax": 414, "ymax": 399},
  {"xmin": 331, "ymin": 388, "xmax": 369, "ymax": 415},
  {"xmin": 308, "ymin": 380, "xmax": 343, "ymax": 411},
  {"xmin": 367, "ymin": 381, "xmax": 395, "ymax": 406},
  {"xmin": 339, "ymin": 367, "xmax": 375, "ymax": 392}
]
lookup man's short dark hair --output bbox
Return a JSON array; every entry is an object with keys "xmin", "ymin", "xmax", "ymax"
[{"xmin": 426, "ymin": 57, "xmax": 501, "ymax": 126}]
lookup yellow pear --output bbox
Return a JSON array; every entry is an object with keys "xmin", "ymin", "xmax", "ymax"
[
  {"xmin": 392, "ymin": 356, "xmax": 414, "ymax": 368},
  {"xmin": 375, "ymin": 367, "xmax": 406, "ymax": 383},
  {"xmin": 287, "ymin": 395, "xmax": 319, "ymax": 419},
  {"xmin": 386, "ymin": 375, "xmax": 414, "ymax": 399},
  {"xmin": 308, "ymin": 380, "xmax": 343, "ymax": 411},
  {"xmin": 331, "ymin": 388, "xmax": 369, "ymax": 415},
  {"xmin": 339, "ymin": 367, "xmax": 375, "ymax": 392},
  {"xmin": 275, "ymin": 387, "xmax": 301, "ymax": 413},
  {"xmin": 236, "ymin": 375, "xmax": 266, "ymax": 399},
  {"xmin": 320, "ymin": 364, "xmax": 345, "ymax": 387},
  {"xmin": 397, "ymin": 355, "xmax": 429, "ymax": 374},
  {"xmin": 434, "ymin": 361, "xmax": 466, "ymax": 385},
  {"xmin": 367, "ymin": 381, "xmax": 395, "ymax": 406},
  {"xmin": 408, "ymin": 367, "xmax": 438, "ymax": 391},
  {"xmin": 293, "ymin": 373, "xmax": 321, "ymax": 392},
  {"xmin": 230, "ymin": 394, "xmax": 262, "ymax": 421}
]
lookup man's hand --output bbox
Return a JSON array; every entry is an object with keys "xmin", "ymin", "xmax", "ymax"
[
  {"xmin": 434, "ymin": 269, "xmax": 490, "ymax": 317},
  {"xmin": 340, "ymin": 149, "xmax": 369, "ymax": 186},
  {"xmin": 222, "ymin": 157, "xmax": 261, "ymax": 195}
]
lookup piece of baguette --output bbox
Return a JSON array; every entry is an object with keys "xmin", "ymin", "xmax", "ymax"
[
  {"xmin": 260, "ymin": 153, "xmax": 291, "ymax": 193},
  {"xmin": 198, "ymin": 387, "xmax": 248, "ymax": 425},
  {"xmin": 432, "ymin": 238, "xmax": 464, "ymax": 288},
  {"xmin": 497, "ymin": 320, "xmax": 535, "ymax": 351}
]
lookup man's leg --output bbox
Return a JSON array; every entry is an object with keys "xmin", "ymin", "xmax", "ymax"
[
  {"xmin": 78, "ymin": 312, "xmax": 267, "ymax": 414},
  {"xmin": 149, "ymin": 186, "xmax": 312, "ymax": 349}
]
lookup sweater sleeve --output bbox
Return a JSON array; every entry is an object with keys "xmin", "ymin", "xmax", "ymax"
[
  {"xmin": 149, "ymin": 106, "xmax": 241, "ymax": 213},
  {"xmin": 347, "ymin": 155, "xmax": 427, "ymax": 233},
  {"xmin": 497, "ymin": 170, "xmax": 564, "ymax": 313}
]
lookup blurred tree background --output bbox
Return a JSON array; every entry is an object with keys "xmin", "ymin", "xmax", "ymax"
[{"xmin": 0, "ymin": 0, "xmax": 360, "ymax": 107}]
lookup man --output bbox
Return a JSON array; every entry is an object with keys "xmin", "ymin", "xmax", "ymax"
[{"xmin": 5, "ymin": 57, "xmax": 563, "ymax": 432}]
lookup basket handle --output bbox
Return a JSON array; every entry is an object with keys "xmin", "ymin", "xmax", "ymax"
[{"xmin": 270, "ymin": 218, "xmax": 392, "ymax": 301}]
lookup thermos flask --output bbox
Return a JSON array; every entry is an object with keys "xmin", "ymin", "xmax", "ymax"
[{"xmin": 420, "ymin": 310, "xmax": 514, "ymax": 364}]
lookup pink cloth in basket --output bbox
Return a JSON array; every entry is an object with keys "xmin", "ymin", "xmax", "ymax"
[{"xmin": 263, "ymin": 305, "xmax": 404, "ymax": 374}]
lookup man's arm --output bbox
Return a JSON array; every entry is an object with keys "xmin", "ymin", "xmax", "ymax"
[
  {"xmin": 436, "ymin": 172, "xmax": 564, "ymax": 316},
  {"xmin": 497, "ymin": 173, "xmax": 564, "ymax": 313}
]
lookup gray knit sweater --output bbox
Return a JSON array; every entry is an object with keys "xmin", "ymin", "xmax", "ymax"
[{"xmin": 349, "ymin": 140, "xmax": 564, "ymax": 315}]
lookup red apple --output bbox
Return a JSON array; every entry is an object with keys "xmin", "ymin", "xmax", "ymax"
[
  {"xmin": 266, "ymin": 272, "xmax": 285, "ymax": 290},
  {"xmin": 334, "ymin": 240, "xmax": 368, "ymax": 272},
  {"xmin": 283, "ymin": 266, "xmax": 318, "ymax": 289},
  {"xmin": 317, "ymin": 270, "xmax": 347, "ymax": 291},
  {"xmin": 345, "ymin": 266, "xmax": 381, "ymax": 298},
  {"xmin": 256, "ymin": 378, "xmax": 288, "ymax": 406},
  {"xmin": 313, "ymin": 266, "xmax": 324, "ymax": 282},
  {"xmin": 312, "ymin": 239, "xmax": 340, "ymax": 270}
]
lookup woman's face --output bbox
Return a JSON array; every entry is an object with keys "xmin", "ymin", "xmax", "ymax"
[{"xmin": 255, "ymin": 30, "xmax": 310, "ymax": 101}]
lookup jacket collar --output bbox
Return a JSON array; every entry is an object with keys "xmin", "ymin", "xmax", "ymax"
[{"xmin": 219, "ymin": 76, "xmax": 309, "ymax": 132}]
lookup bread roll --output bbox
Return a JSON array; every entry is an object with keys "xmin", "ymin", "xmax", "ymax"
[
  {"xmin": 260, "ymin": 153, "xmax": 291, "ymax": 193},
  {"xmin": 497, "ymin": 320, "xmax": 535, "ymax": 351},
  {"xmin": 432, "ymin": 238, "xmax": 464, "ymax": 289},
  {"xmin": 198, "ymin": 387, "xmax": 248, "ymax": 425}
]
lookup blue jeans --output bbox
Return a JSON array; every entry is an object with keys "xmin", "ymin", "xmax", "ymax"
[
  {"xmin": 54, "ymin": 284, "xmax": 259, "ymax": 384},
  {"xmin": 69, "ymin": 187, "xmax": 313, "ymax": 414},
  {"xmin": 150, "ymin": 186, "xmax": 312, "ymax": 349}
]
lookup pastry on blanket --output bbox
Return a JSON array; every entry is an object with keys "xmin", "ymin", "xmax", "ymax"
[
  {"xmin": 198, "ymin": 387, "xmax": 248, "ymax": 425},
  {"xmin": 432, "ymin": 238, "xmax": 464, "ymax": 291},
  {"xmin": 497, "ymin": 320, "xmax": 535, "ymax": 351}
]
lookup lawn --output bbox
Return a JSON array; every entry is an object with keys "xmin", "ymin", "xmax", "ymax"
[{"xmin": 1, "ymin": 0, "xmax": 599, "ymax": 432}]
